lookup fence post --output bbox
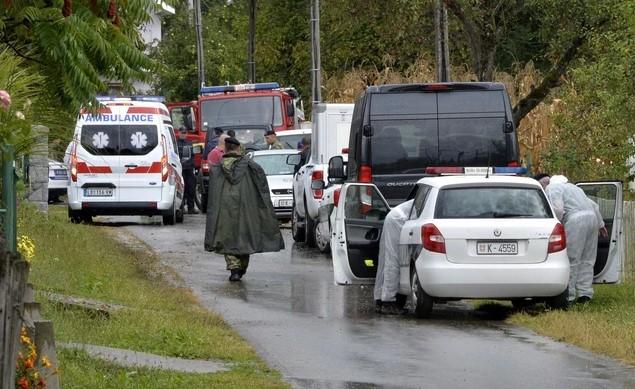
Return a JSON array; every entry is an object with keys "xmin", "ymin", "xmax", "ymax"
[{"xmin": 2, "ymin": 144, "xmax": 16, "ymax": 253}]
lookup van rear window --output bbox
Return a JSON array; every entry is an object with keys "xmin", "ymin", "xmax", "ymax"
[{"xmin": 81, "ymin": 125, "xmax": 158, "ymax": 156}]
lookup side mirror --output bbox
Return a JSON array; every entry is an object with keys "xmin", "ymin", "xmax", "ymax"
[
  {"xmin": 286, "ymin": 154, "xmax": 302, "ymax": 166},
  {"xmin": 328, "ymin": 156, "xmax": 346, "ymax": 183},
  {"xmin": 286, "ymin": 101, "xmax": 295, "ymax": 117}
]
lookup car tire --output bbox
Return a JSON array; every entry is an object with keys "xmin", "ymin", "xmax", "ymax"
[
  {"xmin": 163, "ymin": 196, "xmax": 176, "ymax": 226},
  {"xmin": 411, "ymin": 265, "xmax": 433, "ymax": 318},
  {"xmin": 304, "ymin": 197, "xmax": 317, "ymax": 248},
  {"xmin": 68, "ymin": 208, "xmax": 91, "ymax": 224},
  {"xmin": 197, "ymin": 171, "xmax": 206, "ymax": 213},
  {"xmin": 291, "ymin": 204, "xmax": 305, "ymax": 243},
  {"xmin": 314, "ymin": 219, "xmax": 331, "ymax": 254},
  {"xmin": 546, "ymin": 287, "xmax": 569, "ymax": 310},
  {"xmin": 176, "ymin": 208, "xmax": 184, "ymax": 223}
]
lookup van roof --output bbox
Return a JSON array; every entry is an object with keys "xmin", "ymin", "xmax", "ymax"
[{"xmin": 366, "ymin": 82, "xmax": 506, "ymax": 94}]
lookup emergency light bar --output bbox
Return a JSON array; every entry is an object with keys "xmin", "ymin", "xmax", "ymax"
[
  {"xmin": 425, "ymin": 166, "xmax": 528, "ymax": 176},
  {"xmin": 96, "ymin": 95, "xmax": 166, "ymax": 103},
  {"xmin": 200, "ymin": 82, "xmax": 280, "ymax": 95}
]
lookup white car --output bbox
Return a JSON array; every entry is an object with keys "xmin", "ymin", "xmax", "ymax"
[
  {"xmin": 251, "ymin": 149, "xmax": 299, "ymax": 221},
  {"xmin": 332, "ymin": 175, "xmax": 624, "ymax": 317},
  {"xmin": 277, "ymin": 128, "xmax": 311, "ymax": 150},
  {"xmin": 48, "ymin": 159, "xmax": 68, "ymax": 203},
  {"xmin": 67, "ymin": 97, "xmax": 184, "ymax": 225}
]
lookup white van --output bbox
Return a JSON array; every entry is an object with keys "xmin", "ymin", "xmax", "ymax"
[
  {"xmin": 67, "ymin": 97, "xmax": 185, "ymax": 225},
  {"xmin": 290, "ymin": 103, "xmax": 353, "ymax": 251}
]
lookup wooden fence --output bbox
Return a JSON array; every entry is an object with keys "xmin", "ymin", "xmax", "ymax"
[{"xmin": 0, "ymin": 238, "xmax": 29, "ymax": 388}]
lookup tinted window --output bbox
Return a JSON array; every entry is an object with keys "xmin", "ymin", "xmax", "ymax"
[
  {"xmin": 119, "ymin": 125, "xmax": 159, "ymax": 155},
  {"xmin": 345, "ymin": 185, "xmax": 389, "ymax": 221},
  {"xmin": 435, "ymin": 187, "xmax": 552, "ymax": 219},
  {"xmin": 438, "ymin": 117, "xmax": 506, "ymax": 166},
  {"xmin": 201, "ymin": 96, "xmax": 283, "ymax": 129},
  {"xmin": 253, "ymin": 154, "xmax": 296, "ymax": 176},
  {"xmin": 233, "ymin": 127, "xmax": 268, "ymax": 150},
  {"xmin": 437, "ymin": 90, "xmax": 505, "ymax": 114},
  {"xmin": 278, "ymin": 134, "xmax": 304, "ymax": 150},
  {"xmin": 371, "ymin": 93, "xmax": 436, "ymax": 116},
  {"xmin": 81, "ymin": 125, "xmax": 158, "ymax": 156},
  {"xmin": 370, "ymin": 119, "xmax": 438, "ymax": 174}
]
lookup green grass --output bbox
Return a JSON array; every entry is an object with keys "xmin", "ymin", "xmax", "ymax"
[
  {"xmin": 20, "ymin": 205, "xmax": 289, "ymax": 388},
  {"xmin": 508, "ymin": 283, "xmax": 635, "ymax": 366}
]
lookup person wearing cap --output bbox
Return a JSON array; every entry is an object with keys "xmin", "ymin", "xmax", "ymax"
[
  {"xmin": 540, "ymin": 174, "xmax": 608, "ymax": 304},
  {"xmin": 264, "ymin": 130, "xmax": 284, "ymax": 150},
  {"xmin": 207, "ymin": 134, "xmax": 228, "ymax": 166},
  {"xmin": 204, "ymin": 136, "xmax": 284, "ymax": 281},
  {"xmin": 177, "ymin": 130, "xmax": 197, "ymax": 214}
]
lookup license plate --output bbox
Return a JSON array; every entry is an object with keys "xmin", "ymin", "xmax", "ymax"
[
  {"xmin": 464, "ymin": 167, "xmax": 493, "ymax": 175},
  {"xmin": 278, "ymin": 199, "xmax": 293, "ymax": 207},
  {"xmin": 84, "ymin": 188, "xmax": 114, "ymax": 197},
  {"xmin": 477, "ymin": 241, "xmax": 518, "ymax": 255},
  {"xmin": 54, "ymin": 169, "xmax": 67, "ymax": 176}
]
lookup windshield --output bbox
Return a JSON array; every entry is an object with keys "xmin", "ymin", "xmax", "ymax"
[
  {"xmin": 252, "ymin": 154, "xmax": 296, "ymax": 176},
  {"xmin": 80, "ymin": 124, "xmax": 158, "ymax": 156},
  {"xmin": 201, "ymin": 96, "xmax": 283, "ymax": 130},
  {"xmin": 278, "ymin": 134, "xmax": 305, "ymax": 150},
  {"xmin": 435, "ymin": 186, "xmax": 552, "ymax": 219},
  {"xmin": 231, "ymin": 128, "xmax": 268, "ymax": 151}
]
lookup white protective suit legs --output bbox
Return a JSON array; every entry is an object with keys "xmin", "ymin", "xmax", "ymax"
[
  {"xmin": 564, "ymin": 211, "xmax": 599, "ymax": 301},
  {"xmin": 374, "ymin": 200, "xmax": 413, "ymax": 302}
]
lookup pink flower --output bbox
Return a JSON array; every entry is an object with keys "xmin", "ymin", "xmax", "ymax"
[{"xmin": 0, "ymin": 90, "xmax": 10, "ymax": 110}]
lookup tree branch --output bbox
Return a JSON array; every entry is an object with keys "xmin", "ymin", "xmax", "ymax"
[{"xmin": 2, "ymin": 38, "xmax": 45, "ymax": 65}]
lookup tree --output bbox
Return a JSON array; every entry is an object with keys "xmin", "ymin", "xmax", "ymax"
[{"xmin": 1, "ymin": 0, "xmax": 157, "ymax": 111}]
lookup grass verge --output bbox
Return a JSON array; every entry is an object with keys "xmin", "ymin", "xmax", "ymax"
[
  {"xmin": 508, "ymin": 283, "xmax": 635, "ymax": 366},
  {"xmin": 20, "ymin": 205, "xmax": 289, "ymax": 388}
]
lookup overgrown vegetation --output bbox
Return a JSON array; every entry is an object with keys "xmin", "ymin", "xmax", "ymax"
[{"xmin": 20, "ymin": 205, "xmax": 289, "ymax": 388}]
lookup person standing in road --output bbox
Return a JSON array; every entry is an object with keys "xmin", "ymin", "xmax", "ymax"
[
  {"xmin": 204, "ymin": 137, "xmax": 284, "ymax": 281},
  {"xmin": 543, "ymin": 174, "xmax": 608, "ymax": 304},
  {"xmin": 177, "ymin": 130, "xmax": 197, "ymax": 214},
  {"xmin": 264, "ymin": 130, "xmax": 284, "ymax": 150},
  {"xmin": 207, "ymin": 134, "xmax": 228, "ymax": 166},
  {"xmin": 294, "ymin": 135, "xmax": 311, "ymax": 174},
  {"xmin": 204, "ymin": 127, "xmax": 224, "ymax": 158}
]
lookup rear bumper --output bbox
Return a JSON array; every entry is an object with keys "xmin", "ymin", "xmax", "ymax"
[
  {"xmin": 415, "ymin": 250, "xmax": 569, "ymax": 299},
  {"xmin": 76, "ymin": 202, "xmax": 167, "ymax": 216}
]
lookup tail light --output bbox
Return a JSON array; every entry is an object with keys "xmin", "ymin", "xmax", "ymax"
[
  {"xmin": 341, "ymin": 148, "xmax": 349, "ymax": 154},
  {"xmin": 548, "ymin": 223, "xmax": 566, "ymax": 253},
  {"xmin": 161, "ymin": 136, "xmax": 169, "ymax": 182},
  {"xmin": 201, "ymin": 161, "xmax": 210, "ymax": 174},
  {"xmin": 359, "ymin": 164, "xmax": 372, "ymax": 183},
  {"xmin": 70, "ymin": 141, "xmax": 78, "ymax": 182},
  {"xmin": 421, "ymin": 223, "xmax": 446, "ymax": 254},
  {"xmin": 311, "ymin": 170, "xmax": 324, "ymax": 199},
  {"xmin": 333, "ymin": 188, "xmax": 341, "ymax": 207},
  {"xmin": 507, "ymin": 160, "xmax": 520, "ymax": 167}
]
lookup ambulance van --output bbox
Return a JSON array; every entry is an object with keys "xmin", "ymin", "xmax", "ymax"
[{"xmin": 67, "ymin": 97, "xmax": 185, "ymax": 225}]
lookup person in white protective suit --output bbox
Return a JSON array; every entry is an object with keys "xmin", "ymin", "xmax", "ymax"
[
  {"xmin": 374, "ymin": 199, "xmax": 414, "ymax": 315},
  {"xmin": 545, "ymin": 175, "xmax": 608, "ymax": 304}
]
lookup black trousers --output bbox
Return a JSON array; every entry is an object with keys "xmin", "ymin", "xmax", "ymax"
[{"xmin": 183, "ymin": 168, "xmax": 196, "ymax": 209}]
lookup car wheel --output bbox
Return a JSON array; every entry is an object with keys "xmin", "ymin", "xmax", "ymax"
[
  {"xmin": 546, "ymin": 287, "xmax": 569, "ymax": 310},
  {"xmin": 162, "ymin": 196, "xmax": 176, "ymax": 226},
  {"xmin": 194, "ymin": 178, "xmax": 203, "ymax": 212},
  {"xmin": 314, "ymin": 219, "xmax": 331, "ymax": 254},
  {"xmin": 291, "ymin": 204, "xmax": 305, "ymax": 243},
  {"xmin": 176, "ymin": 207, "xmax": 184, "ymax": 223},
  {"xmin": 304, "ymin": 197, "xmax": 316, "ymax": 248},
  {"xmin": 68, "ymin": 208, "xmax": 85, "ymax": 224},
  {"xmin": 411, "ymin": 265, "xmax": 433, "ymax": 318}
]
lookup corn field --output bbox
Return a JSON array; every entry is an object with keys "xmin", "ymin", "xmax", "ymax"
[{"xmin": 622, "ymin": 201, "xmax": 635, "ymax": 281}]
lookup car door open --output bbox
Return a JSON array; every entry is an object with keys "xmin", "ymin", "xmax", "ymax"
[
  {"xmin": 576, "ymin": 181, "xmax": 624, "ymax": 284},
  {"xmin": 331, "ymin": 183, "xmax": 390, "ymax": 285}
]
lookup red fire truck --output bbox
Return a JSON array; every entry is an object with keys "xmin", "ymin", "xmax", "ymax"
[{"xmin": 167, "ymin": 82, "xmax": 303, "ymax": 211}]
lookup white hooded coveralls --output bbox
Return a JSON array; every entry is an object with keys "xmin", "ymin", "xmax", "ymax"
[
  {"xmin": 374, "ymin": 200, "xmax": 413, "ymax": 302},
  {"xmin": 546, "ymin": 178, "xmax": 604, "ymax": 301}
]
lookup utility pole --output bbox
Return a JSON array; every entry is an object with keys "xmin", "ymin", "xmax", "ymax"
[
  {"xmin": 435, "ymin": 0, "xmax": 450, "ymax": 82},
  {"xmin": 193, "ymin": 0, "xmax": 205, "ymax": 88},
  {"xmin": 247, "ymin": 0, "xmax": 256, "ymax": 83},
  {"xmin": 310, "ymin": 0, "xmax": 321, "ymax": 105}
]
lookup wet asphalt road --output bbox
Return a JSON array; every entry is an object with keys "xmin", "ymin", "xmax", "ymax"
[{"xmin": 107, "ymin": 214, "xmax": 635, "ymax": 389}]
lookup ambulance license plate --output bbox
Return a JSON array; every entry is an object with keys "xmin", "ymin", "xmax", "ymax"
[
  {"xmin": 477, "ymin": 241, "xmax": 518, "ymax": 255},
  {"xmin": 278, "ymin": 199, "xmax": 293, "ymax": 207},
  {"xmin": 84, "ymin": 188, "xmax": 113, "ymax": 197}
]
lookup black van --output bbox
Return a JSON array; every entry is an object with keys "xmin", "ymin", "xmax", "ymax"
[{"xmin": 329, "ymin": 82, "xmax": 521, "ymax": 205}]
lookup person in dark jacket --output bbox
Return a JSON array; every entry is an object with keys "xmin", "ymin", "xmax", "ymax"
[
  {"xmin": 177, "ymin": 130, "xmax": 197, "ymax": 213},
  {"xmin": 203, "ymin": 127, "xmax": 224, "ymax": 159},
  {"xmin": 204, "ymin": 137, "xmax": 284, "ymax": 281}
]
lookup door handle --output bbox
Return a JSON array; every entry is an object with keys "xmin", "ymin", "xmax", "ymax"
[
  {"xmin": 409, "ymin": 231, "xmax": 413, "ymax": 236},
  {"xmin": 125, "ymin": 164, "xmax": 138, "ymax": 168}
]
